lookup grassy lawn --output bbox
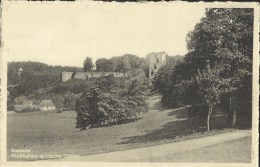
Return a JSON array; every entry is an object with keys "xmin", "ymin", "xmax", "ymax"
[
  {"xmin": 7, "ymin": 94, "xmax": 249, "ymax": 162},
  {"xmin": 7, "ymin": 108, "xmax": 189, "ymax": 161},
  {"xmin": 138, "ymin": 136, "xmax": 252, "ymax": 163}
]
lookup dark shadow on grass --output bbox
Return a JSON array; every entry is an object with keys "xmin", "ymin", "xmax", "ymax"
[
  {"xmin": 119, "ymin": 119, "xmax": 197, "ymax": 144},
  {"xmin": 89, "ymin": 118, "xmax": 143, "ymax": 128},
  {"xmin": 117, "ymin": 118, "xmax": 143, "ymax": 125},
  {"xmin": 118, "ymin": 116, "xmax": 228, "ymax": 145}
]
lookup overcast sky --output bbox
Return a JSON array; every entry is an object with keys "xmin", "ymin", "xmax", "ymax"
[{"xmin": 2, "ymin": 2, "xmax": 206, "ymax": 67}]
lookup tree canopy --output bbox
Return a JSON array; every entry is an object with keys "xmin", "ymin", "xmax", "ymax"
[
  {"xmin": 95, "ymin": 54, "xmax": 147, "ymax": 73},
  {"xmin": 95, "ymin": 58, "xmax": 114, "ymax": 72},
  {"xmin": 155, "ymin": 8, "xmax": 253, "ymax": 130},
  {"xmin": 75, "ymin": 69, "xmax": 149, "ymax": 129},
  {"xmin": 83, "ymin": 57, "xmax": 94, "ymax": 72}
]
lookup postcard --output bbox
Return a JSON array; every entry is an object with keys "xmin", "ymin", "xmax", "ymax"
[{"xmin": 0, "ymin": 1, "xmax": 259, "ymax": 167}]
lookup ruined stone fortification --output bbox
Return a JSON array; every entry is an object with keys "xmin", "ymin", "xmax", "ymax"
[
  {"xmin": 147, "ymin": 51, "xmax": 167, "ymax": 79},
  {"xmin": 61, "ymin": 71, "xmax": 127, "ymax": 82},
  {"xmin": 61, "ymin": 72, "xmax": 74, "ymax": 82},
  {"xmin": 62, "ymin": 52, "xmax": 167, "ymax": 82}
]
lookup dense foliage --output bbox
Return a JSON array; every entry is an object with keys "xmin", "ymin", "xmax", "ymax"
[
  {"xmin": 63, "ymin": 92, "xmax": 81, "ymax": 111},
  {"xmin": 8, "ymin": 61, "xmax": 82, "ymax": 95},
  {"xmin": 7, "ymin": 53, "xmax": 150, "ymax": 112},
  {"xmin": 153, "ymin": 55, "xmax": 184, "ymax": 93},
  {"xmin": 83, "ymin": 57, "xmax": 94, "ymax": 72},
  {"xmin": 95, "ymin": 54, "xmax": 148, "ymax": 74},
  {"xmin": 154, "ymin": 8, "xmax": 253, "ymax": 129},
  {"xmin": 75, "ymin": 69, "xmax": 149, "ymax": 129},
  {"xmin": 7, "ymin": 62, "xmax": 82, "ymax": 110}
]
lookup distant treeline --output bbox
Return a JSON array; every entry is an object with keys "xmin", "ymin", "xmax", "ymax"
[
  {"xmin": 8, "ymin": 61, "xmax": 82, "ymax": 95},
  {"xmin": 8, "ymin": 54, "xmax": 149, "ymax": 96},
  {"xmin": 95, "ymin": 54, "xmax": 148, "ymax": 73},
  {"xmin": 7, "ymin": 54, "xmax": 150, "ymax": 112}
]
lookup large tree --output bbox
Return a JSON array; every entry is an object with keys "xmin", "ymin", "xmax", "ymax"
[
  {"xmin": 185, "ymin": 8, "xmax": 253, "ymax": 127},
  {"xmin": 153, "ymin": 55, "xmax": 184, "ymax": 93},
  {"xmin": 186, "ymin": 8, "xmax": 253, "ymax": 72},
  {"xmin": 157, "ymin": 8, "xmax": 253, "ymax": 129},
  {"xmin": 95, "ymin": 58, "xmax": 114, "ymax": 72},
  {"xmin": 75, "ymin": 70, "xmax": 149, "ymax": 130},
  {"xmin": 195, "ymin": 65, "xmax": 232, "ymax": 131},
  {"xmin": 83, "ymin": 57, "xmax": 94, "ymax": 72},
  {"xmin": 97, "ymin": 54, "xmax": 146, "ymax": 73}
]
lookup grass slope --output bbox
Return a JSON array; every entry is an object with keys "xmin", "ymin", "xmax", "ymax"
[{"xmin": 7, "ymin": 94, "xmax": 241, "ymax": 161}]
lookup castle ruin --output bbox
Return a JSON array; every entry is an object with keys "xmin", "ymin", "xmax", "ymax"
[
  {"xmin": 147, "ymin": 51, "xmax": 167, "ymax": 79},
  {"xmin": 61, "ymin": 71, "xmax": 127, "ymax": 82}
]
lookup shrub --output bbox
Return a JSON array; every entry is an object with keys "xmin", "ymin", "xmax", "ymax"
[
  {"xmin": 63, "ymin": 92, "xmax": 80, "ymax": 111},
  {"xmin": 75, "ymin": 70, "xmax": 149, "ymax": 130},
  {"xmin": 76, "ymin": 87, "xmax": 148, "ymax": 130}
]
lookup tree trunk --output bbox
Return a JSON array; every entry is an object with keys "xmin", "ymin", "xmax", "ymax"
[
  {"xmin": 134, "ymin": 114, "xmax": 137, "ymax": 122},
  {"xmin": 226, "ymin": 95, "xmax": 232, "ymax": 127},
  {"xmin": 232, "ymin": 108, "xmax": 237, "ymax": 127},
  {"xmin": 230, "ymin": 93, "xmax": 237, "ymax": 128},
  {"xmin": 207, "ymin": 107, "xmax": 212, "ymax": 131}
]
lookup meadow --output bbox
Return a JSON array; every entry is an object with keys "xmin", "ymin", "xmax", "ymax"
[{"xmin": 7, "ymin": 94, "xmax": 234, "ymax": 161}]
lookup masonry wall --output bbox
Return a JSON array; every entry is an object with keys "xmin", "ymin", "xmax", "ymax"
[
  {"xmin": 147, "ymin": 51, "xmax": 167, "ymax": 79},
  {"xmin": 61, "ymin": 72, "xmax": 73, "ymax": 82},
  {"xmin": 61, "ymin": 72, "xmax": 127, "ymax": 82}
]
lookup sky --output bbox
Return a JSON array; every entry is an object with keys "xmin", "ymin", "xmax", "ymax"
[{"xmin": 2, "ymin": 2, "xmax": 206, "ymax": 67}]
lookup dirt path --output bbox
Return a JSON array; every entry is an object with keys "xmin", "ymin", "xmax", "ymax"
[{"xmin": 60, "ymin": 130, "xmax": 251, "ymax": 162}]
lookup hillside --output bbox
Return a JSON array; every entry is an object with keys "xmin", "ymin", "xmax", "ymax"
[
  {"xmin": 8, "ymin": 61, "xmax": 82, "ymax": 86},
  {"xmin": 7, "ymin": 54, "xmax": 180, "ymax": 112},
  {"xmin": 7, "ymin": 93, "xmax": 233, "ymax": 161},
  {"xmin": 7, "ymin": 61, "xmax": 83, "ymax": 110}
]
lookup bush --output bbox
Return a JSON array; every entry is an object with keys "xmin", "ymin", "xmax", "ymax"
[
  {"xmin": 161, "ymin": 80, "xmax": 202, "ymax": 108},
  {"xmin": 75, "ymin": 70, "xmax": 149, "ymax": 130},
  {"xmin": 75, "ymin": 88, "xmax": 114, "ymax": 129},
  {"xmin": 15, "ymin": 107, "xmax": 39, "ymax": 113},
  {"xmin": 76, "ymin": 87, "xmax": 148, "ymax": 130},
  {"xmin": 63, "ymin": 92, "xmax": 80, "ymax": 111}
]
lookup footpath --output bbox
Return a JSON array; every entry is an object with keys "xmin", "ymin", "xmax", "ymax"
[{"xmin": 61, "ymin": 130, "xmax": 251, "ymax": 162}]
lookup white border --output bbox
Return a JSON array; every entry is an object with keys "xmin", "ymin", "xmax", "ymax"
[{"xmin": 0, "ymin": 2, "xmax": 259, "ymax": 167}]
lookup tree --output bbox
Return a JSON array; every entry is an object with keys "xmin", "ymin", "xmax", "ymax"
[
  {"xmin": 153, "ymin": 56, "xmax": 184, "ymax": 93},
  {"xmin": 109, "ymin": 54, "xmax": 144, "ymax": 72},
  {"xmin": 114, "ymin": 56, "xmax": 131, "ymax": 72},
  {"xmin": 155, "ymin": 8, "xmax": 253, "ymax": 129},
  {"xmin": 75, "ymin": 88, "xmax": 101, "ymax": 129},
  {"xmin": 139, "ymin": 59, "xmax": 149, "ymax": 78},
  {"xmin": 63, "ymin": 92, "xmax": 80, "ymax": 111},
  {"xmin": 75, "ymin": 70, "xmax": 149, "ymax": 130},
  {"xmin": 185, "ymin": 8, "xmax": 253, "ymax": 128},
  {"xmin": 122, "ymin": 54, "xmax": 143, "ymax": 69},
  {"xmin": 95, "ymin": 58, "xmax": 114, "ymax": 72},
  {"xmin": 83, "ymin": 57, "xmax": 94, "ymax": 72},
  {"xmin": 195, "ymin": 65, "xmax": 232, "ymax": 131}
]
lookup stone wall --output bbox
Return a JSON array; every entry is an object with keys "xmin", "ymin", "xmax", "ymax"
[
  {"xmin": 61, "ymin": 72, "xmax": 73, "ymax": 82},
  {"xmin": 61, "ymin": 71, "xmax": 127, "ymax": 82},
  {"xmin": 147, "ymin": 51, "xmax": 167, "ymax": 79}
]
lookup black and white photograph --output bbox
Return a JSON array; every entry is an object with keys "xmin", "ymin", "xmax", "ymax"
[{"xmin": 0, "ymin": 1, "xmax": 259, "ymax": 166}]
